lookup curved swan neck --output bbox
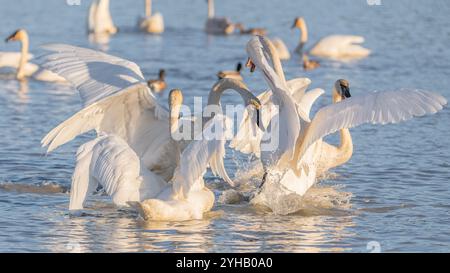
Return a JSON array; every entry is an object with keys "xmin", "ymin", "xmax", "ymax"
[
  {"xmin": 145, "ymin": 0, "xmax": 152, "ymax": 17},
  {"xmin": 207, "ymin": 0, "xmax": 214, "ymax": 18},
  {"xmin": 331, "ymin": 87, "xmax": 353, "ymax": 167},
  {"xmin": 17, "ymin": 31, "xmax": 30, "ymax": 80},
  {"xmin": 207, "ymin": 79, "xmax": 252, "ymax": 107},
  {"xmin": 332, "ymin": 128, "xmax": 353, "ymax": 168},
  {"xmin": 262, "ymin": 37, "xmax": 286, "ymax": 84}
]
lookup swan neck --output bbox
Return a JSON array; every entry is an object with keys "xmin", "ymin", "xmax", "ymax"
[
  {"xmin": 17, "ymin": 32, "xmax": 29, "ymax": 80},
  {"xmin": 265, "ymin": 38, "xmax": 286, "ymax": 84},
  {"xmin": 170, "ymin": 108, "xmax": 180, "ymax": 136},
  {"xmin": 300, "ymin": 22, "xmax": 308, "ymax": 43},
  {"xmin": 145, "ymin": 0, "xmax": 152, "ymax": 17},
  {"xmin": 207, "ymin": 0, "xmax": 214, "ymax": 18},
  {"xmin": 336, "ymin": 128, "xmax": 353, "ymax": 166},
  {"xmin": 207, "ymin": 80, "xmax": 249, "ymax": 107}
]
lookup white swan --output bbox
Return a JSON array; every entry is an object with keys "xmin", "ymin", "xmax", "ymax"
[
  {"xmin": 88, "ymin": 0, "xmax": 118, "ymax": 35},
  {"xmin": 38, "ymin": 44, "xmax": 261, "ymax": 182},
  {"xmin": 139, "ymin": 0, "xmax": 164, "ymax": 34},
  {"xmin": 242, "ymin": 36, "xmax": 447, "ymax": 213},
  {"xmin": 0, "ymin": 52, "xmax": 33, "ymax": 69},
  {"xmin": 205, "ymin": 0, "xmax": 234, "ymax": 35},
  {"xmin": 271, "ymin": 38, "xmax": 291, "ymax": 60},
  {"xmin": 3, "ymin": 29, "xmax": 66, "ymax": 82},
  {"xmin": 292, "ymin": 17, "xmax": 371, "ymax": 60},
  {"xmin": 70, "ymin": 89, "xmax": 236, "ymax": 221}
]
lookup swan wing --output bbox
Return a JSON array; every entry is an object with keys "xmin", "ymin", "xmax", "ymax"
[
  {"xmin": 296, "ymin": 88, "xmax": 325, "ymax": 121},
  {"xmin": 40, "ymin": 43, "xmax": 145, "ymax": 107},
  {"xmin": 41, "ymin": 82, "xmax": 168, "ymax": 153},
  {"xmin": 70, "ymin": 134, "xmax": 166, "ymax": 210},
  {"xmin": 173, "ymin": 114, "xmax": 234, "ymax": 197},
  {"xmin": 295, "ymin": 89, "xmax": 447, "ymax": 161},
  {"xmin": 70, "ymin": 136, "xmax": 101, "ymax": 210}
]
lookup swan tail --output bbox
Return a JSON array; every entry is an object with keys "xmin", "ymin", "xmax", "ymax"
[{"xmin": 41, "ymin": 105, "xmax": 103, "ymax": 153}]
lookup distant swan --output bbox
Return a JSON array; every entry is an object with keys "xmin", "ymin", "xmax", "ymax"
[
  {"xmin": 88, "ymin": 0, "xmax": 118, "ymax": 35},
  {"xmin": 242, "ymin": 36, "xmax": 446, "ymax": 213},
  {"xmin": 70, "ymin": 89, "xmax": 236, "ymax": 221},
  {"xmin": 292, "ymin": 17, "xmax": 370, "ymax": 60},
  {"xmin": 3, "ymin": 29, "xmax": 66, "ymax": 82},
  {"xmin": 205, "ymin": 0, "xmax": 234, "ymax": 35},
  {"xmin": 139, "ymin": 0, "xmax": 164, "ymax": 34},
  {"xmin": 271, "ymin": 38, "xmax": 290, "ymax": 60}
]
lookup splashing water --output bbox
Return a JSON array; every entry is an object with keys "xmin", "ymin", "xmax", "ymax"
[{"xmin": 221, "ymin": 159, "xmax": 352, "ymax": 215}]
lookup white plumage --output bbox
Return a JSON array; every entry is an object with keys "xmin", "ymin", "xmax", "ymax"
[
  {"xmin": 139, "ymin": 0, "xmax": 164, "ymax": 34},
  {"xmin": 293, "ymin": 88, "xmax": 447, "ymax": 166},
  {"xmin": 88, "ymin": 0, "xmax": 118, "ymax": 35},
  {"xmin": 71, "ymin": 113, "xmax": 234, "ymax": 221}
]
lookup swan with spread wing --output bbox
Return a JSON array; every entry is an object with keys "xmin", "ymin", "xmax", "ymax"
[
  {"xmin": 39, "ymin": 44, "xmax": 260, "ymax": 181},
  {"xmin": 70, "ymin": 89, "xmax": 237, "ymax": 221},
  {"xmin": 240, "ymin": 36, "xmax": 446, "ymax": 213}
]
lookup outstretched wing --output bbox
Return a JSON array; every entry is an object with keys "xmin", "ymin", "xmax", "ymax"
[
  {"xmin": 172, "ymin": 114, "xmax": 234, "ymax": 197},
  {"xmin": 41, "ymin": 82, "xmax": 168, "ymax": 153},
  {"xmin": 294, "ymin": 89, "xmax": 447, "ymax": 161},
  {"xmin": 39, "ymin": 43, "xmax": 145, "ymax": 107},
  {"xmin": 39, "ymin": 44, "xmax": 169, "ymax": 153}
]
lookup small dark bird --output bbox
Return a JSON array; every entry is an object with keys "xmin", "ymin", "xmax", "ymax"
[
  {"xmin": 217, "ymin": 62, "xmax": 243, "ymax": 81},
  {"xmin": 147, "ymin": 69, "xmax": 167, "ymax": 94},
  {"xmin": 302, "ymin": 55, "xmax": 320, "ymax": 71},
  {"xmin": 234, "ymin": 23, "xmax": 267, "ymax": 36}
]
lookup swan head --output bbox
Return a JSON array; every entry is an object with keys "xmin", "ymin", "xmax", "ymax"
[
  {"xmin": 210, "ymin": 78, "xmax": 263, "ymax": 130},
  {"xmin": 291, "ymin": 17, "xmax": 306, "ymax": 29},
  {"xmin": 158, "ymin": 69, "xmax": 166, "ymax": 80},
  {"xmin": 236, "ymin": 62, "xmax": 243, "ymax": 72},
  {"xmin": 333, "ymin": 79, "xmax": 352, "ymax": 102},
  {"xmin": 291, "ymin": 17, "xmax": 308, "ymax": 43},
  {"xmin": 5, "ymin": 29, "xmax": 27, "ymax": 43}
]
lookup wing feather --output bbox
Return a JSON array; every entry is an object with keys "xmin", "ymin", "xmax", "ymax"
[
  {"xmin": 173, "ymin": 114, "xmax": 234, "ymax": 197},
  {"xmin": 295, "ymin": 89, "xmax": 447, "ymax": 161},
  {"xmin": 39, "ymin": 43, "xmax": 145, "ymax": 107}
]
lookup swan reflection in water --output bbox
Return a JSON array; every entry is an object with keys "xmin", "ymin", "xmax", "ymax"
[{"xmin": 43, "ymin": 182, "xmax": 355, "ymax": 253}]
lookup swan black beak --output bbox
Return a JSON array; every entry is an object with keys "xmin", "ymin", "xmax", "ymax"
[
  {"xmin": 5, "ymin": 30, "xmax": 19, "ymax": 43},
  {"xmin": 246, "ymin": 58, "xmax": 256, "ymax": 72},
  {"xmin": 341, "ymin": 85, "xmax": 351, "ymax": 99},
  {"xmin": 5, "ymin": 34, "xmax": 14, "ymax": 43}
]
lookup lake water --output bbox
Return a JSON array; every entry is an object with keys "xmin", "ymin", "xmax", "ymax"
[{"xmin": 0, "ymin": 0, "xmax": 449, "ymax": 252}]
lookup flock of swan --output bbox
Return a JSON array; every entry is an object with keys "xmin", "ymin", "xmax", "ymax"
[{"xmin": 0, "ymin": 0, "xmax": 447, "ymax": 221}]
